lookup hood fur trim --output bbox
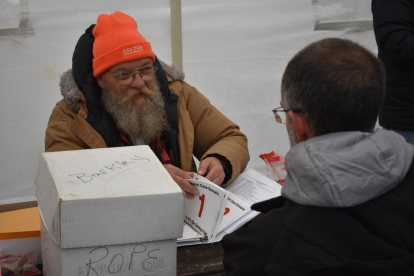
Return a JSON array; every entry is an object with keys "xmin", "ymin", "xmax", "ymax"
[
  {"xmin": 159, "ymin": 60, "xmax": 185, "ymax": 81},
  {"xmin": 60, "ymin": 60, "xmax": 185, "ymax": 112},
  {"xmin": 60, "ymin": 69, "xmax": 81, "ymax": 112}
]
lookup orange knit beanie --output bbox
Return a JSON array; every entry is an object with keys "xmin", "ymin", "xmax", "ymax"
[{"xmin": 92, "ymin": 11, "xmax": 156, "ymax": 77}]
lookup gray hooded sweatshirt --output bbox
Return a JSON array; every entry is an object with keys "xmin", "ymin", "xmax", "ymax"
[{"xmin": 282, "ymin": 129, "xmax": 414, "ymax": 208}]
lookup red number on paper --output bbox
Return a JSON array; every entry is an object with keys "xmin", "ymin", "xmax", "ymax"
[
  {"xmin": 224, "ymin": 207, "xmax": 230, "ymax": 215},
  {"xmin": 198, "ymin": 194, "xmax": 205, "ymax": 217}
]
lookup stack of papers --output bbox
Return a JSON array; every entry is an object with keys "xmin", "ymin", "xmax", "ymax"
[
  {"xmin": 178, "ymin": 168, "xmax": 282, "ymax": 245},
  {"xmin": 177, "ymin": 224, "xmax": 204, "ymax": 247}
]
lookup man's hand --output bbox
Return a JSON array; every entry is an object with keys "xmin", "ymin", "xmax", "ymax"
[
  {"xmin": 164, "ymin": 164, "xmax": 199, "ymax": 199},
  {"xmin": 197, "ymin": 157, "xmax": 225, "ymax": 185}
]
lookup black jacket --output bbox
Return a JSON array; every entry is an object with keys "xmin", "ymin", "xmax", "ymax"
[
  {"xmin": 372, "ymin": 0, "xmax": 414, "ymax": 131},
  {"xmin": 222, "ymin": 160, "xmax": 414, "ymax": 275}
]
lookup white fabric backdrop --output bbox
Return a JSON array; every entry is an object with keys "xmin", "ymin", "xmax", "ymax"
[{"xmin": 0, "ymin": 0, "xmax": 376, "ymax": 205}]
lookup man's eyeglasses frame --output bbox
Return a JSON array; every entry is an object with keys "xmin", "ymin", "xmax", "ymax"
[
  {"xmin": 272, "ymin": 107, "xmax": 306, "ymax": 124},
  {"xmin": 106, "ymin": 65, "xmax": 157, "ymax": 86}
]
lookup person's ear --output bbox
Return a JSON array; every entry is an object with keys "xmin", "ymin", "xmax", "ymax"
[
  {"xmin": 97, "ymin": 74, "xmax": 106, "ymax": 89},
  {"xmin": 288, "ymin": 111, "xmax": 311, "ymax": 142}
]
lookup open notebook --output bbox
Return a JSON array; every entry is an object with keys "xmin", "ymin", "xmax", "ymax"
[{"xmin": 178, "ymin": 168, "xmax": 282, "ymax": 245}]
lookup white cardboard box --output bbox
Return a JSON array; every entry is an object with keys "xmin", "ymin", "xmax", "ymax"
[
  {"xmin": 40, "ymin": 218, "xmax": 177, "ymax": 276},
  {"xmin": 35, "ymin": 146, "xmax": 184, "ymax": 275}
]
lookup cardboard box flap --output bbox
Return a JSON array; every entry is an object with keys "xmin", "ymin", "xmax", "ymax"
[
  {"xmin": 35, "ymin": 146, "xmax": 184, "ymax": 249},
  {"xmin": 35, "ymin": 155, "xmax": 61, "ymax": 244}
]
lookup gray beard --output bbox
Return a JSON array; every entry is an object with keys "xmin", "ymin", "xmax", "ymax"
[{"xmin": 101, "ymin": 78, "xmax": 169, "ymax": 144}]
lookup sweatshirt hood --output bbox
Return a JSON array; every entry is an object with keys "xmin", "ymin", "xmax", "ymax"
[{"xmin": 281, "ymin": 129, "xmax": 414, "ymax": 207}]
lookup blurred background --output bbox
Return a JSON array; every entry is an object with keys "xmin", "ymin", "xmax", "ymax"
[{"xmin": 0, "ymin": 0, "xmax": 374, "ymax": 205}]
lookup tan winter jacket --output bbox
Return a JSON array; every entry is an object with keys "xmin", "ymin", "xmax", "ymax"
[{"xmin": 45, "ymin": 63, "xmax": 249, "ymax": 185}]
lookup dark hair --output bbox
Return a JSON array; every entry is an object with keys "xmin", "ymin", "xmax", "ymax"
[{"xmin": 282, "ymin": 38, "xmax": 385, "ymax": 136}]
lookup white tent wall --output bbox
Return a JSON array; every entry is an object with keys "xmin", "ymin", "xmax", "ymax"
[
  {"xmin": 0, "ymin": 0, "xmax": 375, "ymax": 205},
  {"xmin": 0, "ymin": 0, "xmax": 172, "ymax": 205}
]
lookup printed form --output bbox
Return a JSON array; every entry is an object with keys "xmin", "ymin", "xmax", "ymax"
[{"xmin": 178, "ymin": 168, "xmax": 282, "ymax": 245}]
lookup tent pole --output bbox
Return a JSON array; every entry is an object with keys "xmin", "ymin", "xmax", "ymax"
[{"xmin": 170, "ymin": 0, "xmax": 183, "ymax": 70}]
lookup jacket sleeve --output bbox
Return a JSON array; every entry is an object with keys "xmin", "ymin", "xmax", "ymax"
[
  {"xmin": 45, "ymin": 120, "xmax": 90, "ymax": 152},
  {"xmin": 45, "ymin": 103, "xmax": 87, "ymax": 152},
  {"xmin": 180, "ymin": 81, "xmax": 249, "ymax": 185},
  {"xmin": 222, "ymin": 199, "xmax": 296, "ymax": 276},
  {"xmin": 372, "ymin": 0, "xmax": 414, "ymax": 67},
  {"xmin": 45, "ymin": 101, "xmax": 106, "ymax": 152}
]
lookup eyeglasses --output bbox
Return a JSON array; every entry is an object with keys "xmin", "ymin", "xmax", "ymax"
[
  {"xmin": 272, "ymin": 107, "xmax": 306, "ymax": 124},
  {"xmin": 106, "ymin": 66, "xmax": 157, "ymax": 86}
]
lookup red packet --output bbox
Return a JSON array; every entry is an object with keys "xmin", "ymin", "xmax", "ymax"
[
  {"xmin": 259, "ymin": 151, "xmax": 287, "ymax": 185},
  {"xmin": 0, "ymin": 250, "xmax": 41, "ymax": 276}
]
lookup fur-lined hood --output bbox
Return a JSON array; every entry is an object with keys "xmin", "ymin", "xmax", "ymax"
[{"xmin": 59, "ymin": 60, "xmax": 185, "ymax": 113}]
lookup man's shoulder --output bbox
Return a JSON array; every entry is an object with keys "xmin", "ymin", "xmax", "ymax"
[
  {"xmin": 157, "ymin": 60, "xmax": 188, "ymax": 98},
  {"xmin": 221, "ymin": 197, "xmax": 296, "ymax": 275},
  {"xmin": 48, "ymin": 99, "xmax": 75, "ymax": 123},
  {"xmin": 160, "ymin": 60, "xmax": 185, "ymax": 84},
  {"xmin": 223, "ymin": 164, "xmax": 414, "ymax": 275},
  {"xmin": 223, "ymin": 197, "xmax": 296, "ymax": 249},
  {"xmin": 45, "ymin": 96, "xmax": 99, "ymax": 152}
]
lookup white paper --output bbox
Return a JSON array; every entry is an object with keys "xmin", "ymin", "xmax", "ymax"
[
  {"xmin": 182, "ymin": 169, "xmax": 282, "ymax": 244},
  {"xmin": 180, "ymin": 169, "xmax": 283, "ymax": 245},
  {"xmin": 220, "ymin": 210, "xmax": 259, "ymax": 234},
  {"xmin": 177, "ymin": 224, "xmax": 203, "ymax": 247},
  {"xmin": 179, "ymin": 224, "xmax": 203, "ymax": 242},
  {"xmin": 225, "ymin": 169, "xmax": 282, "ymax": 205},
  {"xmin": 184, "ymin": 178, "xmax": 227, "ymax": 242},
  {"xmin": 217, "ymin": 193, "xmax": 251, "ymax": 233}
]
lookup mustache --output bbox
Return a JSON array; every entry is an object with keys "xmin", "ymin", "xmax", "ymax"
[{"xmin": 118, "ymin": 86, "xmax": 154, "ymax": 104}]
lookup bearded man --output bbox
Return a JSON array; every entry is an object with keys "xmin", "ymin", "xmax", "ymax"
[{"xmin": 45, "ymin": 12, "xmax": 249, "ymax": 198}]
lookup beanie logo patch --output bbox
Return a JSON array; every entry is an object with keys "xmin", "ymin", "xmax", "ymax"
[{"xmin": 123, "ymin": 45, "xmax": 143, "ymax": 56}]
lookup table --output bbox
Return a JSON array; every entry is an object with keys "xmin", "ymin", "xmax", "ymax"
[
  {"xmin": 177, "ymin": 243, "xmax": 224, "ymax": 275},
  {"xmin": 36, "ymin": 242, "xmax": 224, "ymax": 276}
]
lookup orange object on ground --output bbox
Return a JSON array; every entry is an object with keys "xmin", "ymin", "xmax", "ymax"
[{"xmin": 0, "ymin": 207, "xmax": 40, "ymax": 240}]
